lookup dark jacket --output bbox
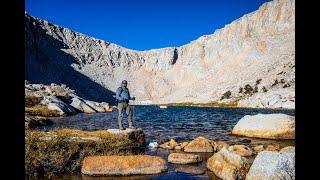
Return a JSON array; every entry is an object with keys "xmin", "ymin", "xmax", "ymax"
[{"xmin": 116, "ymin": 86, "xmax": 131, "ymax": 103}]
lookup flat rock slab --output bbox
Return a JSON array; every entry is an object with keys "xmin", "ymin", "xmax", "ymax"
[
  {"xmin": 107, "ymin": 128, "xmax": 142, "ymax": 134},
  {"xmin": 232, "ymin": 113, "xmax": 295, "ymax": 139},
  {"xmin": 168, "ymin": 153, "xmax": 202, "ymax": 164},
  {"xmin": 81, "ymin": 155, "xmax": 167, "ymax": 176}
]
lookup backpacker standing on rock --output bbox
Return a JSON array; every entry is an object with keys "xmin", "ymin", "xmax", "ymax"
[{"xmin": 115, "ymin": 80, "xmax": 136, "ymax": 130}]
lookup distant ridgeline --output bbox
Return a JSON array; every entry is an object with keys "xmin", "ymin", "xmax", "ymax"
[{"xmin": 25, "ymin": 0, "xmax": 295, "ymax": 108}]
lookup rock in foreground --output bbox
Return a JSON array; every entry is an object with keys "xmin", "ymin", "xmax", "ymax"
[
  {"xmin": 232, "ymin": 113, "xmax": 295, "ymax": 139},
  {"xmin": 246, "ymin": 147, "xmax": 295, "ymax": 180},
  {"xmin": 81, "ymin": 155, "xmax": 167, "ymax": 176},
  {"xmin": 207, "ymin": 147, "xmax": 249, "ymax": 180},
  {"xmin": 168, "ymin": 153, "xmax": 202, "ymax": 164}
]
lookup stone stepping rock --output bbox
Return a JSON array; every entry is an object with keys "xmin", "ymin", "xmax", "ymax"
[
  {"xmin": 81, "ymin": 155, "xmax": 167, "ymax": 176},
  {"xmin": 168, "ymin": 153, "xmax": 202, "ymax": 164},
  {"xmin": 184, "ymin": 136, "xmax": 214, "ymax": 152}
]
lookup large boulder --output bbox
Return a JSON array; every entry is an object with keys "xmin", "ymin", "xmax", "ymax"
[
  {"xmin": 184, "ymin": 136, "xmax": 214, "ymax": 152},
  {"xmin": 45, "ymin": 96, "xmax": 77, "ymax": 115},
  {"xmin": 232, "ymin": 113, "xmax": 295, "ymax": 139},
  {"xmin": 246, "ymin": 147, "xmax": 295, "ymax": 180},
  {"xmin": 168, "ymin": 153, "xmax": 202, "ymax": 164},
  {"xmin": 207, "ymin": 147, "xmax": 250, "ymax": 180},
  {"xmin": 70, "ymin": 97, "xmax": 96, "ymax": 113},
  {"xmin": 83, "ymin": 100, "xmax": 105, "ymax": 113},
  {"xmin": 81, "ymin": 155, "xmax": 167, "ymax": 176}
]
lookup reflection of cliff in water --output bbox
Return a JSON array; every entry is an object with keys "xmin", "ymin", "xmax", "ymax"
[{"xmin": 25, "ymin": 14, "xmax": 116, "ymax": 104}]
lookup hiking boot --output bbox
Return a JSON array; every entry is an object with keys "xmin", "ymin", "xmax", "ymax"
[{"xmin": 128, "ymin": 126, "xmax": 137, "ymax": 130}]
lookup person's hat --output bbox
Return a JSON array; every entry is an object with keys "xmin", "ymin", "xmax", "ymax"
[{"xmin": 122, "ymin": 80, "xmax": 128, "ymax": 84}]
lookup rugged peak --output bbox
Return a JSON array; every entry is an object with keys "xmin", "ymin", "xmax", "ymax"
[{"xmin": 25, "ymin": 0, "xmax": 295, "ymax": 108}]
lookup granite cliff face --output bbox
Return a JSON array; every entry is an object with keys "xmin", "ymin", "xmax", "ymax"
[{"xmin": 25, "ymin": 0, "xmax": 295, "ymax": 108}]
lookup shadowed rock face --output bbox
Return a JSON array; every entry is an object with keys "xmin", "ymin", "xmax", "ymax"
[{"xmin": 25, "ymin": 0, "xmax": 295, "ymax": 108}]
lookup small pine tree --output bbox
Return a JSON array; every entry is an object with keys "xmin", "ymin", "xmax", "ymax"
[
  {"xmin": 256, "ymin": 79, "xmax": 262, "ymax": 85},
  {"xmin": 244, "ymin": 84, "xmax": 254, "ymax": 94},
  {"xmin": 221, "ymin": 91, "xmax": 232, "ymax": 100},
  {"xmin": 262, "ymin": 86, "xmax": 268, "ymax": 92},
  {"xmin": 239, "ymin": 87, "xmax": 243, "ymax": 93}
]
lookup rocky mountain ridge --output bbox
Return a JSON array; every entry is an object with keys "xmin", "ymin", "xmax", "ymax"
[{"xmin": 25, "ymin": 0, "xmax": 295, "ymax": 109}]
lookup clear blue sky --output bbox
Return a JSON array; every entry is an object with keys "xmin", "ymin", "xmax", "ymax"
[{"xmin": 25, "ymin": 0, "xmax": 270, "ymax": 51}]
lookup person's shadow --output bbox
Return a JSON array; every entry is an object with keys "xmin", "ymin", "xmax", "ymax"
[{"xmin": 25, "ymin": 14, "xmax": 117, "ymax": 105}]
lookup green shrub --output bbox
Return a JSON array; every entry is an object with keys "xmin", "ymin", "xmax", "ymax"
[
  {"xmin": 220, "ymin": 91, "xmax": 232, "ymax": 100},
  {"xmin": 25, "ymin": 105, "xmax": 61, "ymax": 117},
  {"xmin": 283, "ymin": 83, "xmax": 291, "ymax": 88},
  {"xmin": 272, "ymin": 79, "xmax": 279, "ymax": 86},
  {"xmin": 52, "ymin": 86, "xmax": 68, "ymax": 97},
  {"xmin": 262, "ymin": 86, "xmax": 268, "ymax": 92},
  {"xmin": 244, "ymin": 84, "xmax": 254, "ymax": 94},
  {"xmin": 25, "ymin": 129, "xmax": 145, "ymax": 177},
  {"xmin": 239, "ymin": 87, "xmax": 243, "ymax": 93},
  {"xmin": 256, "ymin": 79, "xmax": 262, "ymax": 85},
  {"xmin": 25, "ymin": 95, "xmax": 42, "ymax": 107}
]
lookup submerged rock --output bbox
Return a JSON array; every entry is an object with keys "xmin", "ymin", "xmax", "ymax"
[
  {"xmin": 174, "ymin": 166, "xmax": 206, "ymax": 175},
  {"xmin": 168, "ymin": 153, "xmax": 202, "ymax": 164},
  {"xmin": 81, "ymin": 155, "xmax": 167, "ymax": 176},
  {"xmin": 207, "ymin": 147, "xmax": 250, "ymax": 180},
  {"xmin": 232, "ymin": 113, "xmax": 295, "ymax": 139},
  {"xmin": 246, "ymin": 147, "xmax": 295, "ymax": 180},
  {"xmin": 184, "ymin": 136, "xmax": 214, "ymax": 152}
]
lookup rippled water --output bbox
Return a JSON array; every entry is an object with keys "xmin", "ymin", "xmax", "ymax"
[
  {"xmin": 45, "ymin": 105, "xmax": 294, "ymax": 145},
  {"xmin": 37, "ymin": 105, "xmax": 295, "ymax": 179}
]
